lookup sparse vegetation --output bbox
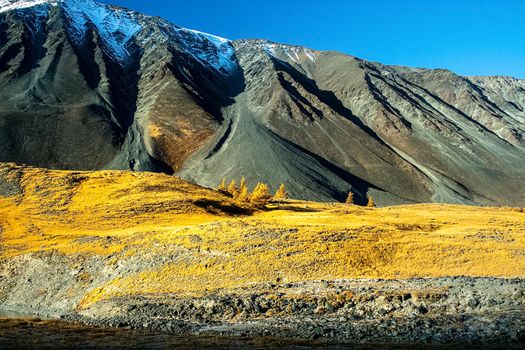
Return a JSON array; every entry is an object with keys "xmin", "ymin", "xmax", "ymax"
[
  {"xmin": 237, "ymin": 178, "xmax": 250, "ymax": 203},
  {"xmin": 227, "ymin": 180, "xmax": 238, "ymax": 198},
  {"xmin": 345, "ymin": 191, "xmax": 354, "ymax": 205},
  {"xmin": 274, "ymin": 183, "xmax": 288, "ymax": 201},
  {"xmin": 367, "ymin": 196, "xmax": 375, "ymax": 207},
  {"xmin": 239, "ymin": 177, "xmax": 247, "ymax": 191},
  {"xmin": 250, "ymin": 182, "xmax": 272, "ymax": 206},
  {"xmin": 218, "ymin": 178, "xmax": 227, "ymax": 193}
]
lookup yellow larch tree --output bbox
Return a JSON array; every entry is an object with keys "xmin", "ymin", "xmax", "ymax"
[
  {"xmin": 240, "ymin": 177, "xmax": 247, "ymax": 191},
  {"xmin": 228, "ymin": 180, "xmax": 238, "ymax": 198},
  {"xmin": 345, "ymin": 191, "xmax": 354, "ymax": 205},
  {"xmin": 218, "ymin": 178, "xmax": 227, "ymax": 193},
  {"xmin": 251, "ymin": 183, "xmax": 272, "ymax": 206},
  {"xmin": 274, "ymin": 183, "xmax": 288, "ymax": 201},
  {"xmin": 237, "ymin": 177, "xmax": 250, "ymax": 202}
]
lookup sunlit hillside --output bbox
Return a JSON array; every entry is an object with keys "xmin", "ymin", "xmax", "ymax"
[{"xmin": 0, "ymin": 163, "xmax": 524, "ymax": 310}]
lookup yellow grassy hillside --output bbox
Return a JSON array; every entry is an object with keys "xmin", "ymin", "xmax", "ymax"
[
  {"xmin": 0, "ymin": 163, "xmax": 249, "ymax": 256},
  {"xmin": 0, "ymin": 163, "xmax": 524, "ymax": 307}
]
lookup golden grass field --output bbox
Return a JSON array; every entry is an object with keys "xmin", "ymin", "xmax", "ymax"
[{"xmin": 0, "ymin": 163, "xmax": 524, "ymax": 308}]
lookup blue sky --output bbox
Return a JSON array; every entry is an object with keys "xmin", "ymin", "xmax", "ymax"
[{"xmin": 100, "ymin": 0, "xmax": 525, "ymax": 78}]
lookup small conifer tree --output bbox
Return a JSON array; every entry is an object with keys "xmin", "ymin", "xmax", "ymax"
[
  {"xmin": 367, "ymin": 196, "xmax": 375, "ymax": 207},
  {"xmin": 237, "ymin": 177, "xmax": 250, "ymax": 202},
  {"xmin": 251, "ymin": 183, "xmax": 272, "ymax": 206},
  {"xmin": 228, "ymin": 180, "xmax": 238, "ymax": 198},
  {"xmin": 274, "ymin": 183, "xmax": 288, "ymax": 201},
  {"xmin": 237, "ymin": 184, "xmax": 251, "ymax": 202},
  {"xmin": 240, "ymin": 177, "xmax": 247, "ymax": 191},
  {"xmin": 218, "ymin": 178, "xmax": 227, "ymax": 192},
  {"xmin": 345, "ymin": 191, "xmax": 354, "ymax": 205}
]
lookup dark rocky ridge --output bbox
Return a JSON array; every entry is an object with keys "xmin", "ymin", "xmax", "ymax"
[{"xmin": 0, "ymin": 0, "xmax": 524, "ymax": 206}]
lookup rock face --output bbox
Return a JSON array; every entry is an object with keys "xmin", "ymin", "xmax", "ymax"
[{"xmin": 0, "ymin": 0, "xmax": 524, "ymax": 206}]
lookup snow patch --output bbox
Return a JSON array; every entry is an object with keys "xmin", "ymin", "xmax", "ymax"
[
  {"xmin": 305, "ymin": 49, "xmax": 316, "ymax": 62},
  {"xmin": 61, "ymin": 0, "xmax": 141, "ymax": 63},
  {"xmin": 263, "ymin": 43, "xmax": 277, "ymax": 57},
  {"xmin": 0, "ymin": 0, "xmax": 57, "ymax": 13},
  {"xmin": 263, "ymin": 42, "xmax": 317, "ymax": 64},
  {"xmin": 175, "ymin": 28, "xmax": 238, "ymax": 75},
  {"xmin": 0, "ymin": 0, "xmax": 50, "ymax": 36}
]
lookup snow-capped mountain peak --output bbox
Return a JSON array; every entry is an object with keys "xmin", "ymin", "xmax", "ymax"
[
  {"xmin": 0, "ymin": 0, "xmax": 238, "ymax": 74},
  {"xmin": 61, "ymin": 0, "xmax": 142, "ymax": 63},
  {"xmin": 0, "ymin": 0, "xmax": 58, "ymax": 13}
]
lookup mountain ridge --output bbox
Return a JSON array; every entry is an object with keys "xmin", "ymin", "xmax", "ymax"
[
  {"xmin": 0, "ymin": 0, "xmax": 524, "ymax": 206},
  {"xmin": 1, "ymin": 0, "xmax": 523, "ymax": 79}
]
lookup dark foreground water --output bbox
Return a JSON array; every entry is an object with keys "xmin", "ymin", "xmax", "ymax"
[{"xmin": 0, "ymin": 318, "xmax": 522, "ymax": 350}]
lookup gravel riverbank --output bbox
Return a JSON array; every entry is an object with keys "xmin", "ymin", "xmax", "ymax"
[{"xmin": 3, "ymin": 275, "xmax": 523, "ymax": 345}]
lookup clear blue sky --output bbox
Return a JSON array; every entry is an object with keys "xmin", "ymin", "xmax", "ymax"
[{"xmin": 100, "ymin": 0, "xmax": 525, "ymax": 78}]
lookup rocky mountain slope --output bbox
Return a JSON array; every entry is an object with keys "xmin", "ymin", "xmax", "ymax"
[{"xmin": 1, "ymin": 0, "xmax": 524, "ymax": 206}]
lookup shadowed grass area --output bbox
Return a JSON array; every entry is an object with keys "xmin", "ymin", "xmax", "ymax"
[{"xmin": 0, "ymin": 163, "xmax": 524, "ymax": 309}]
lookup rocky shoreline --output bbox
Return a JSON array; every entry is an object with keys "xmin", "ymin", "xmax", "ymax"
[{"xmin": 3, "ymin": 277, "xmax": 524, "ymax": 346}]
